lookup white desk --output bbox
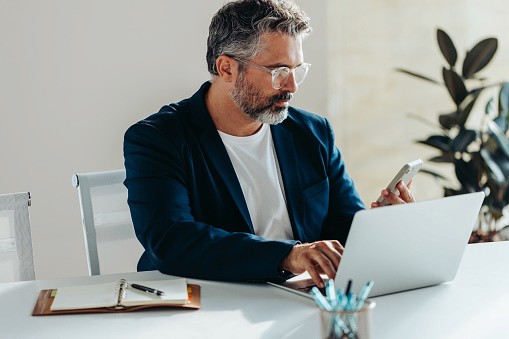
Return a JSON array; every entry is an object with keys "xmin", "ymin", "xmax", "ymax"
[
  {"xmin": 373, "ymin": 241, "xmax": 509, "ymax": 338},
  {"xmin": 1, "ymin": 242, "xmax": 508, "ymax": 338},
  {"xmin": 0, "ymin": 271, "xmax": 320, "ymax": 338}
]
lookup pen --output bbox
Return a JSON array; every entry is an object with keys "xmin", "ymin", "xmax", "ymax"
[
  {"xmin": 309, "ymin": 286, "xmax": 332, "ymax": 311},
  {"xmin": 130, "ymin": 283, "xmax": 165, "ymax": 296},
  {"xmin": 355, "ymin": 280, "xmax": 374, "ymax": 310},
  {"xmin": 325, "ymin": 279, "xmax": 337, "ymax": 307},
  {"xmin": 345, "ymin": 279, "xmax": 352, "ymax": 296},
  {"xmin": 344, "ymin": 279, "xmax": 355, "ymax": 310}
]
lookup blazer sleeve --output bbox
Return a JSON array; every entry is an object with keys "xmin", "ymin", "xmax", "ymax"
[{"xmin": 123, "ymin": 121, "xmax": 297, "ymax": 282}]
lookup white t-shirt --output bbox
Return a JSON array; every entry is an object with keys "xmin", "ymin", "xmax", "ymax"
[{"xmin": 218, "ymin": 124, "xmax": 293, "ymax": 240}]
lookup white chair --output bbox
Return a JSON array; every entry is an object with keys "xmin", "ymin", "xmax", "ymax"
[
  {"xmin": 72, "ymin": 169, "xmax": 144, "ymax": 276},
  {"xmin": 0, "ymin": 192, "xmax": 35, "ymax": 282}
]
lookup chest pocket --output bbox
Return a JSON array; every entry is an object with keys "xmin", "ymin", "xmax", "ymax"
[{"xmin": 303, "ymin": 177, "xmax": 329, "ymax": 200}]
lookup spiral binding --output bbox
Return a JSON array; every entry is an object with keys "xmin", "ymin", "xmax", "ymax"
[{"xmin": 111, "ymin": 278, "xmax": 128, "ymax": 310}]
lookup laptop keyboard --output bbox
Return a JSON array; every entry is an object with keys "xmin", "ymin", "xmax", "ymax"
[{"xmin": 296, "ymin": 284, "xmax": 326, "ymax": 296}]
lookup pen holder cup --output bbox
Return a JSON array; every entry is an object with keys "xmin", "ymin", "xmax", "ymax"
[{"xmin": 320, "ymin": 300, "xmax": 376, "ymax": 339}]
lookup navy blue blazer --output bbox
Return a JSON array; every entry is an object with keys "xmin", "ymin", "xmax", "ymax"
[{"xmin": 123, "ymin": 82, "xmax": 365, "ymax": 282}]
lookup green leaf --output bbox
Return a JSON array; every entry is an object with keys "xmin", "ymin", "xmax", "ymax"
[
  {"xmin": 417, "ymin": 135, "xmax": 451, "ymax": 152},
  {"xmin": 485, "ymin": 97, "xmax": 496, "ymax": 115},
  {"xmin": 451, "ymin": 129, "xmax": 478, "ymax": 152},
  {"xmin": 443, "ymin": 67, "xmax": 467, "ymax": 107},
  {"xmin": 499, "ymin": 82, "xmax": 509, "ymax": 115},
  {"xmin": 395, "ymin": 68, "xmax": 441, "ymax": 85},
  {"xmin": 437, "ymin": 28, "xmax": 458, "ymax": 67},
  {"xmin": 491, "ymin": 151, "xmax": 509, "ymax": 179},
  {"xmin": 493, "ymin": 116, "xmax": 508, "ymax": 133},
  {"xmin": 429, "ymin": 154, "xmax": 455, "ymax": 163},
  {"xmin": 487, "ymin": 121, "xmax": 509, "ymax": 159},
  {"xmin": 498, "ymin": 83, "xmax": 509, "ymax": 133},
  {"xmin": 444, "ymin": 187, "xmax": 462, "ymax": 196},
  {"xmin": 480, "ymin": 148, "xmax": 506, "ymax": 184},
  {"xmin": 504, "ymin": 188, "xmax": 509, "ymax": 208},
  {"xmin": 458, "ymin": 91, "xmax": 481, "ymax": 127},
  {"xmin": 454, "ymin": 158, "xmax": 480, "ymax": 191},
  {"xmin": 462, "ymin": 37, "xmax": 498, "ymax": 79},
  {"xmin": 438, "ymin": 111, "xmax": 459, "ymax": 130}
]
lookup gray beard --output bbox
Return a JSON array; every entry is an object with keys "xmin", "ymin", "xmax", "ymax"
[{"xmin": 247, "ymin": 107, "xmax": 288, "ymax": 125}]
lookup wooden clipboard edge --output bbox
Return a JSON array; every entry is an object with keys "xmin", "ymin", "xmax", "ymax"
[{"xmin": 32, "ymin": 283, "xmax": 200, "ymax": 316}]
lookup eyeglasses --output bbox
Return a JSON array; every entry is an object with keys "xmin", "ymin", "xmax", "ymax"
[{"xmin": 233, "ymin": 57, "xmax": 311, "ymax": 90}]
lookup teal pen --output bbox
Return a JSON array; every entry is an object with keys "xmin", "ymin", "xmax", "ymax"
[
  {"xmin": 345, "ymin": 292, "xmax": 357, "ymax": 311},
  {"xmin": 344, "ymin": 279, "xmax": 355, "ymax": 310},
  {"xmin": 355, "ymin": 280, "xmax": 374, "ymax": 310},
  {"xmin": 325, "ymin": 279, "xmax": 337, "ymax": 308},
  {"xmin": 335, "ymin": 288, "xmax": 344, "ymax": 308},
  {"xmin": 309, "ymin": 286, "xmax": 332, "ymax": 311}
]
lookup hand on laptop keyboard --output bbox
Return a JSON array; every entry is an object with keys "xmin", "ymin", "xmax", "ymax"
[{"xmin": 280, "ymin": 240, "xmax": 343, "ymax": 288}]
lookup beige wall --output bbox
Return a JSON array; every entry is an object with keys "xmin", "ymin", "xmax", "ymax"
[
  {"xmin": 328, "ymin": 0, "xmax": 509, "ymax": 204},
  {"xmin": 1, "ymin": 0, "xmax": 508, "ymax": 279}
]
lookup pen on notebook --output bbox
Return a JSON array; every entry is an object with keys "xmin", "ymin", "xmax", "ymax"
[{"xmin": 130, "ymin": 283, "xmax": 165, "ymax": 296}]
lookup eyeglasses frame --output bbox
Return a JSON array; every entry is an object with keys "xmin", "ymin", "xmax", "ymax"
[{"xmin": 232, "ymin": 57, "xmax": 311, "ymax": 90}]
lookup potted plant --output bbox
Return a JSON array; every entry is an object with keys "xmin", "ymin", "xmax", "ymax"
[{"xmin": 397, "ymin": 28, "xmax": 509, "ymax": 242}]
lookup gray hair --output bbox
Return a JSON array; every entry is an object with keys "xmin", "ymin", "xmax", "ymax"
[{"xmin": 206, "ymin": 0, "xmax": 312, "ymax": 75}]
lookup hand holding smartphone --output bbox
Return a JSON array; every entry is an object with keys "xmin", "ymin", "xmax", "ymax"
[{"xmin": 376, "ymin": 159, "xmax": 423, "ymax": 206}]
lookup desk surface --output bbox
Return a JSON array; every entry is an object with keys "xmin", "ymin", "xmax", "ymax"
[
  {"xmin": 1, "ymin": 242, "xmax": 508, "ymax": 338},
  {"xmin": 373, "ymin": 241, "xmax": 509, "ymax": 339}
]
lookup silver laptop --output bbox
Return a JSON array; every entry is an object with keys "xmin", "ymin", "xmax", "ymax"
[{"xmin": 269, "ymin": 192, "xmax": 484, "ymax": 298}]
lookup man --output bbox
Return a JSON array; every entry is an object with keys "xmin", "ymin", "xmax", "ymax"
[{"xmin": 123, "ymin": 0, "xmax": 413, "ymax": 288}]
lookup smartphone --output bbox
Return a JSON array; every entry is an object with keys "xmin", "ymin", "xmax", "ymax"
[{"xmin": 376, "ymin": 159, "xmax": 423, "ymax": 206}]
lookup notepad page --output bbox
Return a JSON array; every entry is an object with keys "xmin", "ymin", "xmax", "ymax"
[
  {"xmin": 51, "ymin": 282, "xmax": 119, "ymax": 310},
  {"xmin": 124, "ymin": 279, "xmax": 188, "ymax": 306}
]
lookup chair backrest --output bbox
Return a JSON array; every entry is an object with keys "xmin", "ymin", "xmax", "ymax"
[
  {"xmin": 0, "ymin": 192, "xmax": 35, "ymax": 282},
  {"xmin": 72, "ymin": 169, "xmax": 144, "ymax": 276}
]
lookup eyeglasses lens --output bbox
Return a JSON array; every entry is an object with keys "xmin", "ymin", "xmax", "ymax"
[{"xmin": 272, "ymin": 64, "xmax": 309, "ymax": 89}]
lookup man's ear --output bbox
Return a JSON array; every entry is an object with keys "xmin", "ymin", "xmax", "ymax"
[{"xmin": 216, "ymin": 55, "xmax": 236, "ymax": 83}]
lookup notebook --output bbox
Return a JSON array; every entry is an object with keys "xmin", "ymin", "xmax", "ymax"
[
  {"xmin": 32, "ymin": 278, "xmax": 200, "ymax": 316},
  {"xmin": 269, "ymin": 192, "xmax": 485, "ymax": 298}
]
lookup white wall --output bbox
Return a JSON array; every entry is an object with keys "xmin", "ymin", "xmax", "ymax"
[{"xmin": 0, "ymin": 0, "xmax": 327, "ymax": 279}]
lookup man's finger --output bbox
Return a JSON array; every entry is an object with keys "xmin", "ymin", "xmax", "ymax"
[
  {"xmin": 318, "ymin": 242, "xmax": 342, "ymax": 270},
  {"xmin": 306, "ymin": 263, "xmax": 325, "ymax": 288},
  {"xmin": 397, "ymin": 181, "xmax": 414, "ymax": 203},
  {"xmin": 384, "ymin": 189, "xmax": 405, "ymax": 205},
  {"xmin": 311, "ymin": 252, "xmax": 337, "ymax": 280}
]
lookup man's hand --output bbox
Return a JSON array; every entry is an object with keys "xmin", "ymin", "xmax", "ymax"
[
  {"xmin": 370, "ymin": 180, "xmax": 415, "ymax": 208},
  {"xmin": 281, "ymin": 240, "xmax": 343, "ymax": 288}
]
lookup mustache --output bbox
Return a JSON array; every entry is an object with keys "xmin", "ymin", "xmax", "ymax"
[{"xmin": 269, "ymin": 92, "xmax": 293, "ymax": 105}]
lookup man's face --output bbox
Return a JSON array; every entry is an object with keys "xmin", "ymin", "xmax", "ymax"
[{"xmin": 230, "ymin": 33, "xmax": 304, "ymax": 125}]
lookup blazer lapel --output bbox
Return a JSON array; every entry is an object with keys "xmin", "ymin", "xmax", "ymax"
[
  {"xmin": 271, "ymin": 124, "xmax": 303, "ymax": 240},
  {"xmin": 188, "ymin": 83, "xmax": 254, "ymax": 233},
  {"xmin": 199, "ymin": 129, "xmax": 254, "ymax": 233}
]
